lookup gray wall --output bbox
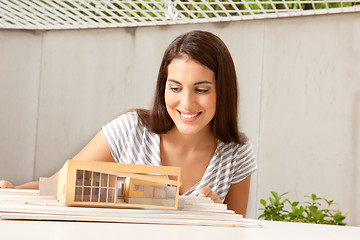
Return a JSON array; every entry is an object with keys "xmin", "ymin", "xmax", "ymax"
[{"xmin": 1, "ymin": 12, "xmax": 359, "ymax": 225}]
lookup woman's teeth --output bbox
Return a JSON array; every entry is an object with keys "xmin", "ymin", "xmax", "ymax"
[{"xmin": 180, "ymin": 112, "xmax": 200, "ymax": 118}]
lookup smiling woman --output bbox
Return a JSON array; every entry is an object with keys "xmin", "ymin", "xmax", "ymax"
[
  {"xmin": 0, "ymin": 30, "xmax": 257, "ymax": 217},
  {"xmin": 133, "ymin": 31, "xmax": 257, "ymax": 215}
]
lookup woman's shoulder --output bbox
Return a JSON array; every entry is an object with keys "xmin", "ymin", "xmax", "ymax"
[
  {"xmin": 103, "ymin": 110, "xmax": 144, "ymax": 134},
  {"xmin": 108, "ymin": 110, "xmax": 137, "ymax": 124},
  {"xmin": 219, "ymin": 138, "xmax": 252, "ymax": 149},
  {"xmin": 120, "ymin": 110, "xmax": 139, "ymax": 122},
  {"xmin": 218, "ymin": 139, "xmax": 254, "ymax": 159}
]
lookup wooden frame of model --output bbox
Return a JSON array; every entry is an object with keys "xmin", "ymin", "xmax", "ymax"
[{"xmin": 57, "ymin": 160, "xmax": 181, "ymax": 210}]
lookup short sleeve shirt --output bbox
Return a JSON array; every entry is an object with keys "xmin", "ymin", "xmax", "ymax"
[{"xmin": 102, "ymin": 111, "xmax": 257, "ymax": 202}]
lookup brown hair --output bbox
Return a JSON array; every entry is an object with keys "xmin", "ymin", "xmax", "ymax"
[{"xmin": 137, "ymin": 30, "xmax": 247, "ymax": 144}]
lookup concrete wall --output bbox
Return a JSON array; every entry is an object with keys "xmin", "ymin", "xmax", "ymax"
[{"xmin": 0, "ymin": 12, "xmax": 359, "ymax": 225}]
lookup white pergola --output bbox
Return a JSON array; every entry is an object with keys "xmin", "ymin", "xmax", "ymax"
[{"xmin": 0, "ymin": 0, "xmax": 360, "ymax": 30}]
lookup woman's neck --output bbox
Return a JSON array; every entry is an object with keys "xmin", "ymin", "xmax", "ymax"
[{"xmin": 161, "ymin": 125, "xmax": 216, "ymax": 151}]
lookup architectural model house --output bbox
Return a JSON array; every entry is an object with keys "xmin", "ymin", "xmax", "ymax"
[{"xmin": 56, "ymin": 160, "xmax": 181, "ymax": 209}]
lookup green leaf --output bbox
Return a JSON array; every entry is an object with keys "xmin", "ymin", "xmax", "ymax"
[
  {"xmin": 260, "ymin": 199, "xmax": 267, "ymax": 207},
  {"xmin": 280, "ymin": 192, "xmax": 289, "ymax": 197},
  {"xmin": 271, "ymin": 191, "xmax": 279, "ymax": 199},
  {"xmin": 310, "ymin": 194, "xmax": 316, "ymax": 201},
  {"xmin": 315, "ymin": 212, "xmax": 324, "ymax": 221}
]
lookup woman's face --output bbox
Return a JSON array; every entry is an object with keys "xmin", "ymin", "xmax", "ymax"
[{"xmin": 165, "ymin": 57, "xmax": 216, "ymax": 136}]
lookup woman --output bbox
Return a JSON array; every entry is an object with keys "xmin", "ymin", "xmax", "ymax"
[{"xmin": 0, "ymin": 30, "xmax": 257, "ymax": 216}]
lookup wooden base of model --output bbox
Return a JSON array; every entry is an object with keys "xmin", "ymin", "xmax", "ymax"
[{"xmin": 0, "ymin": 189, "xmax": 262, "ymax": 228}]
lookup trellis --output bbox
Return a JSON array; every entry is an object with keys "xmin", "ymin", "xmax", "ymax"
[{"xmin": 0, "ymin": 0, "xmax": 359, "ymax": 30}]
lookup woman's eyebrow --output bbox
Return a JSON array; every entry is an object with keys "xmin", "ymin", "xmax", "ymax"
[
  {"xmin": 167, "ymin": 79, "xmax": 181, "ymax": 85},
  {"xmin": 194, "ymin": 81, "xmax": 213, "ymax": 85},
  {"xmin": 167, "ymin": 80, "xmax": 213, "ymax": 85}
]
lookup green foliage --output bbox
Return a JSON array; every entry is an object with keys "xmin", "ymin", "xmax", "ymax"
[
  {"xmin": 258, "ymin": 191, "xmax": 347, "ymax": 225},
  {"xmin": 31, "ymin": 0, "xmax": 360, "ymax": 22}
]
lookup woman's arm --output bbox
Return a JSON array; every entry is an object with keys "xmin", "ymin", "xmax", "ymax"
[
  {"xmin": 223, "ymin": 175, "xmax": 251, "ymax": 216},
  {"xmin": 0, "ymin": 130, "xmax": 114, "ymax": 189},
  {"xmin": 71, "ymin": 130, "xmax": 114, "ymax": 163}
]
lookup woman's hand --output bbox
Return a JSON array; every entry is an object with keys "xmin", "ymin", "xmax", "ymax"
[
  {"xmin": 198, "ymin": 186, "xmax": 221, "ymax": 203},
  {"xmin": 0, "ymin": 180, "xmax": 15, "ymax": 189}
]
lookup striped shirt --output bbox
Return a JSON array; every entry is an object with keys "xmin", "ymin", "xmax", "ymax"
[{"xmin": 102, "ymin": 111, "xmax": 257, "ymax": 202}]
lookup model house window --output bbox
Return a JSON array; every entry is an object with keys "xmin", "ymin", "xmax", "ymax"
[
  {"xmin": 74, "ymin": 169, "xmax": 125, "ymax": 203},
  {"xmin": 134, "ymin": 184, "xmax": 144, "ymax": 191},
  {"xmin": 144, "ymin": 185, "xmax": 154, "ymax": 198},
  {"xmin": 154, "ymin": 186, "xmax": 166, "ymax": 198},
  {"xmin": 92, "ymin": 172, "xmax": 100, "ymax": 187},
  {"xmin": 117, "ymin": 177, "xmax": 125, "ymax": 196}
]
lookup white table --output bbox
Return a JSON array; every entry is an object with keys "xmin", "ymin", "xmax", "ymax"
[{"xmin": 1, "ymin": 219, "xmax": 359, "ymax": 240}]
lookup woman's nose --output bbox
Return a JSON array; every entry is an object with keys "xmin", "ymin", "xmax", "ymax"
[{"xmin": 181, "ymin": 90, "xmax": 195, "ymax": 109}]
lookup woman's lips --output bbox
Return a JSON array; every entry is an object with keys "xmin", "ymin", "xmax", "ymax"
[{"xmin": 177, "ymin": 110, "xmax": 202, "ymax": 122}]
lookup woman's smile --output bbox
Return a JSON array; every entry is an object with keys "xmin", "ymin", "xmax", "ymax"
[{"xmin": 177, "ymin": 110, "xmax": 202, "ymax": 122}]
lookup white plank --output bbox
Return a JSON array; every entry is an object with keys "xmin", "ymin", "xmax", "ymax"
[
  {"xmin": 0, "ymin": 189, "xmax": 261, "ymax": 228},
  {"xmin": 181, "ymin": 202, "xmax": 228, "ymax": 210},
  {"xmin": 0, "ymin": 203, "xmax": 242, "ymax": 221},
  {"xmin": 0, "ymin": 212, "xmax": 261, "ymax": 228},
  {"xmin": 0, "ymin": 189, "xmax": 39, "ymax": 196}
]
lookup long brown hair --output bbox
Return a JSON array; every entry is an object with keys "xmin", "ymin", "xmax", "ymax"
[{"xmin": 137, "ymin": 30, "xmax": 247, "ymax": 144}]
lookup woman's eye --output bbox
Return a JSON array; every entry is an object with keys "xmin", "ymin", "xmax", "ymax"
[
  {"xmin": 196, "ymin": 87, "xmax": 210, "ymax": 93},
  {"xmin": 169, "ymin": 85, "xmax": 181, "ymax": 92}
]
